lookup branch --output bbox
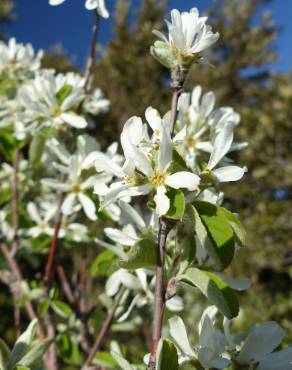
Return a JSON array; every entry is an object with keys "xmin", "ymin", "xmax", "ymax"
[
  {"xmin": 57, "ymin": 265, "xmax": 75, "ymax": 304},
  {"xmin": 83, "ymin": 11, "xmax": 100, "ymax": 93},
  {"xmin": 82, "ymin": 287, "xmax": 126, "ymax": 370},
  {"xmin": 0, "ymin": 242, "xmax": 46, "ymax": 339},
  {"xmin": 170, "ymin": 65, "xmax": 187, "ymax": 135},
  {"xmin": 148, "ymin": 219, "xmax": 170, "ymax": 369},
  {"xmin": 11, "ymin": 148, "xmax": 19, "ymax": 257},
  {"xmin": 44, "ymin": 193, "xmax": 64, "ymax": 285}
]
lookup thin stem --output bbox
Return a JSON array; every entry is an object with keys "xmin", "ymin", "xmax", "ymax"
[
  {"xmin": 148, "ymin": 219, "xmax": 170, "ymax": 369},
  {"xmin": 57, "ymin": 265, "xmax": 75, "ymax": 305},
  {"xmin": 0, "ymin": 242, "xmax": 46, "ymax": 340},
  {"xmin": 83, "ymin": 287, "xmax": 126, "ymax": 369},
  {"xmin": 84, "ymin": 11, "xmax": 100, "ymax": 93},
  {"xmin": 79, "ymin": 256, "xmax": 92, "ymax": 354},
  {"xmin": 44, "ymin": 193, "xmax": 64, "ymax": 285},
  {"xmin": 11, "ymin": 148, "xmax": 19, "ymax": 257},
  {"xmin": 170, "ymin": 65, "xmax": 188, "ymax": 135}
]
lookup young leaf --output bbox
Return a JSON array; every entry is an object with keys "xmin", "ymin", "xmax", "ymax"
[
  {"xmin": 90, "ymin": 250, "xmax": 118, "ymax": 277},
  {"xmin": 0, "ymin": 338, "xmax": 11, "ymax": 370},
  {"xmin": 56, "ymin": 84, "xmax": 73, "ymax": 105},
  {"xmin": 218, "ymin": 207, "xmax": 247, "ymax": 247},
  {"xmin": 93, "ymin": 351, "xmax": 118, "ymax": 369},
  {"xmin": 17, "ymin": 338, "xmax": 53, "ymax": 368},
  {"xmin": 110, "ymin": 351, "xmax": 134, "ymax": 370},
  {"xmin": 119, "ymin": 239, "xmax": 157, "ymax": 270},
  {"xmin": 51, "ymin": 301, "xmax": 72, "ymax": 318},
  {"xmin": 29, "ymin": 128, "xmax": 52, "ymax": 167},
  {"xmin": 156, "ymin": 339, "xmax": 179, "ymax": 370},
  {"xmin": 192, "ymin": 201, "xmax": 235, "ymax": 270},
  {"xmin": 180, "ymin": 267, "xmax": 239, "ymax": 319},
  {"xmin": 166, "ymin": 189, "xmax": 185, "ymax": 220},
  {"xmin": 9, "ymin": 319, "xmax": 38, "ymax": 369}
]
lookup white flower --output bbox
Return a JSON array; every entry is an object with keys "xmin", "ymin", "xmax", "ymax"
[
  {"xmin": 26, "ymin": 202, "xmax": 58, "ymax": 238},
  {"xmin": 49, "ymin": 0, "xmax": 109, "ymax": 18},
  {"xmin": 237, "ymin": 322, "xmax": 292, "ymax": 370},
  {"xmin": 85, "ymin": 0, "xmax": 109, "ymax": 18},
  {"xmin": 0, "ymin": 38, "xmax": 42, "ymax": 76},
  {"xmin": 153, "ymin": 8, "xmax": 219, "ymax": 56},
  {"xmin": 18, "ymin": 71, "xmax": 87, "ymax": 133},
  {"xmin": 94, "ymin": 114, "xmax": 200, "ymax": 216},
  {"xmin": 83, "ymin": 87, "xmax": 110, "ymax": 115},
  {"xmin": 42, "ymin": 154, "xmax": 110, "ymax": 221},
  {"xmin": 168, "ymin": 309, "xmax": 229, "ymax": 368},
  {"xmin": 204, "ymin": 109, "xmax": 247, "ymax": 183}
]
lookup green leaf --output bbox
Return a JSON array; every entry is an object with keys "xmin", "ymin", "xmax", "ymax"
[
  {"xmin": 156, "ymin": 339, "xmax": 179, "ymax": 370},
  {"xmin": 29, "ymin": 128, "xmax": 52, "ymax": 167},
  {"xmin": 0, "ymin": 78, "xmax": 17, "ymax": 98},
  {"xmin": 192, "ymin": 201, "xmax": 235, "ymax": 270},
  {"xmin": 166, "ymin": 189, "xmax": 185, "ymax": 220},
  {"xmin": 51, "ymin": 301, "xmax": 72, "ymax": 318},
  {"xmin": 169, "ymin": 149, "xmax": 189, "ymax": 173},
  {"xmin": 56, "ymin": 84, "xmax": 73, "ymax": 105},
  {"xmin": 110, "ymin": 351, "xmax": 134, "ymax": 370},
  {"xmin": 90, "ymin": 250, "xmax": 118, "ymax": 277},
  {"xmin": 0, "ymin": 132, "xmax": 16, "ymax": 160},
  {"xmin": 0, "ymin": 338, "xmax": 10, "ymax": 370},
  {"xmin": 9, "ymin": 319, "xmax": 38, "ymax": 369},
  {"xmin": 93, "ymin": 352, "xmax": 118, "ymax": 369},
  {"xmin": 17, "ymin": 338, "xmax": 53, "ymax": 367},
  {"xmin": 120, "ymin": 239, "xmax": 157, "ymax": 270},
  {"xmin": 218, "ymin": 207, "xmax": 246, "ymax": 247},
  {"xmin": 37, "ymin": 300, "xmax": 50, "ymax": 318},
  {"xmin": 180, "ymin": 267, "xmax": 239, "ymax": 319}
]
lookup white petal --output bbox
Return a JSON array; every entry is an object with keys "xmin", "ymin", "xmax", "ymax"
[
  {"xmin": 166, "ymin": 295, "xmax": 183, "ymax": 311},
  {"xmin": 60, "ymin": 113, "xmax": 87, "ymax": 128},
  {"xmin": 49, "ymin": 0, "xmax": 66, "ymax": 5},
  {"xmin": 154, "ymin": 185, "xmax": 170, "ymax": 216},
  {"xmin": 208, "ymin": 121, "xmax": 234, "ymax": 170},
  {"xmin": 145, "ymin": 106, "xmax": 162, "ymax": 135},
  {"xmin": 237, "ymin": 322, "xmax": 285, "ymax": 364},
  {"xmin": 157, "ymin": 124, "xmax": 172, "ymax": 172},
  {"xmin": 106, "ymin": 270, "xmax": 122, "ymax": 296},
  {"xmin": 27, "ymin": 202, "xmax": 41, "ymax": 224},
  {"xmin": 62, "ymin": 193, "xmax": 77, "ymax": 215},
  {"xmin": 258, "ymin": 347, "xmax": 292, "ymax": 370},
  {"xmin": 104, "ymin": 227, "xmax": 138, "ymax": 246},
  {"xmin": 118, "ymin": 200, "xmax": 146, "ymax": 232},
  {"xmin": 168, "ymin": 316, "xmax": 196, "ymax": 357},
  {"xmin": 213, "ymin": 166, "xmax": 246, "ymax": 182},
  {"xmin": 41, "ymin": 179, "xmax": 70, "ymax": 191},
  {"xmin": 78, "ymin": 193, "xmax": 97, "ymax": 221},
  {"xmin": 165, "ymin": 171, "xmax": 200, "ymax": 191}
]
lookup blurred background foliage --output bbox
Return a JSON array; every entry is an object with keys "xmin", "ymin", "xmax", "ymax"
[{"xmin": 0, "ymin": 0, "xmax": 291, "ymax": 356}]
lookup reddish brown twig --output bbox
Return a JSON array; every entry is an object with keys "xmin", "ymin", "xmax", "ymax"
[
  {"xmin": 148, "ymin": 219, "xmax": 171, "ymax": 369},
  {"xmin": 83, "ymin": 287, "xmax": 126, "ymax": 369},
  {"xmin": 57, "ymin": 265, "xmax": 75, "ymax": 304},
  {"xmin": 44, "ymin": 193, "xmax": 64, "ymax": 285},
  {"xmin": 11, "ymin": 148, "xmax": 19, "ymax": 257},
  {"xmin": 0, "ymin": 242, "xmax": 46, "ymax": 340}
]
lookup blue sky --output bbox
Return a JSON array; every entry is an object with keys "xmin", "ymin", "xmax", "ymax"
[{"xmin": 5, "ymin": 0, "xmax": 292, "ymax": 72}]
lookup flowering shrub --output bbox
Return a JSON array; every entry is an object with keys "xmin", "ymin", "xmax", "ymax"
[{"xmin": 0, "ymin": 2, "xmax": 291, "ymax": 370}]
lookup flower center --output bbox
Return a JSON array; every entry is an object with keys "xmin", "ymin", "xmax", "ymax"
[
  {"xmin": 148, "ymin": 171, "xmax": 167, "ymax": 187},
  {"xmin": 186, "ymin": 137, "xmax": 197, "ymax": 148},
  {"xmin": 71, "ymin": 183, "xmax": 81, "ymax": 193},
  {"xmin": 53, "ymin": 106, "xmax": 62, "ymax": 117}
]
